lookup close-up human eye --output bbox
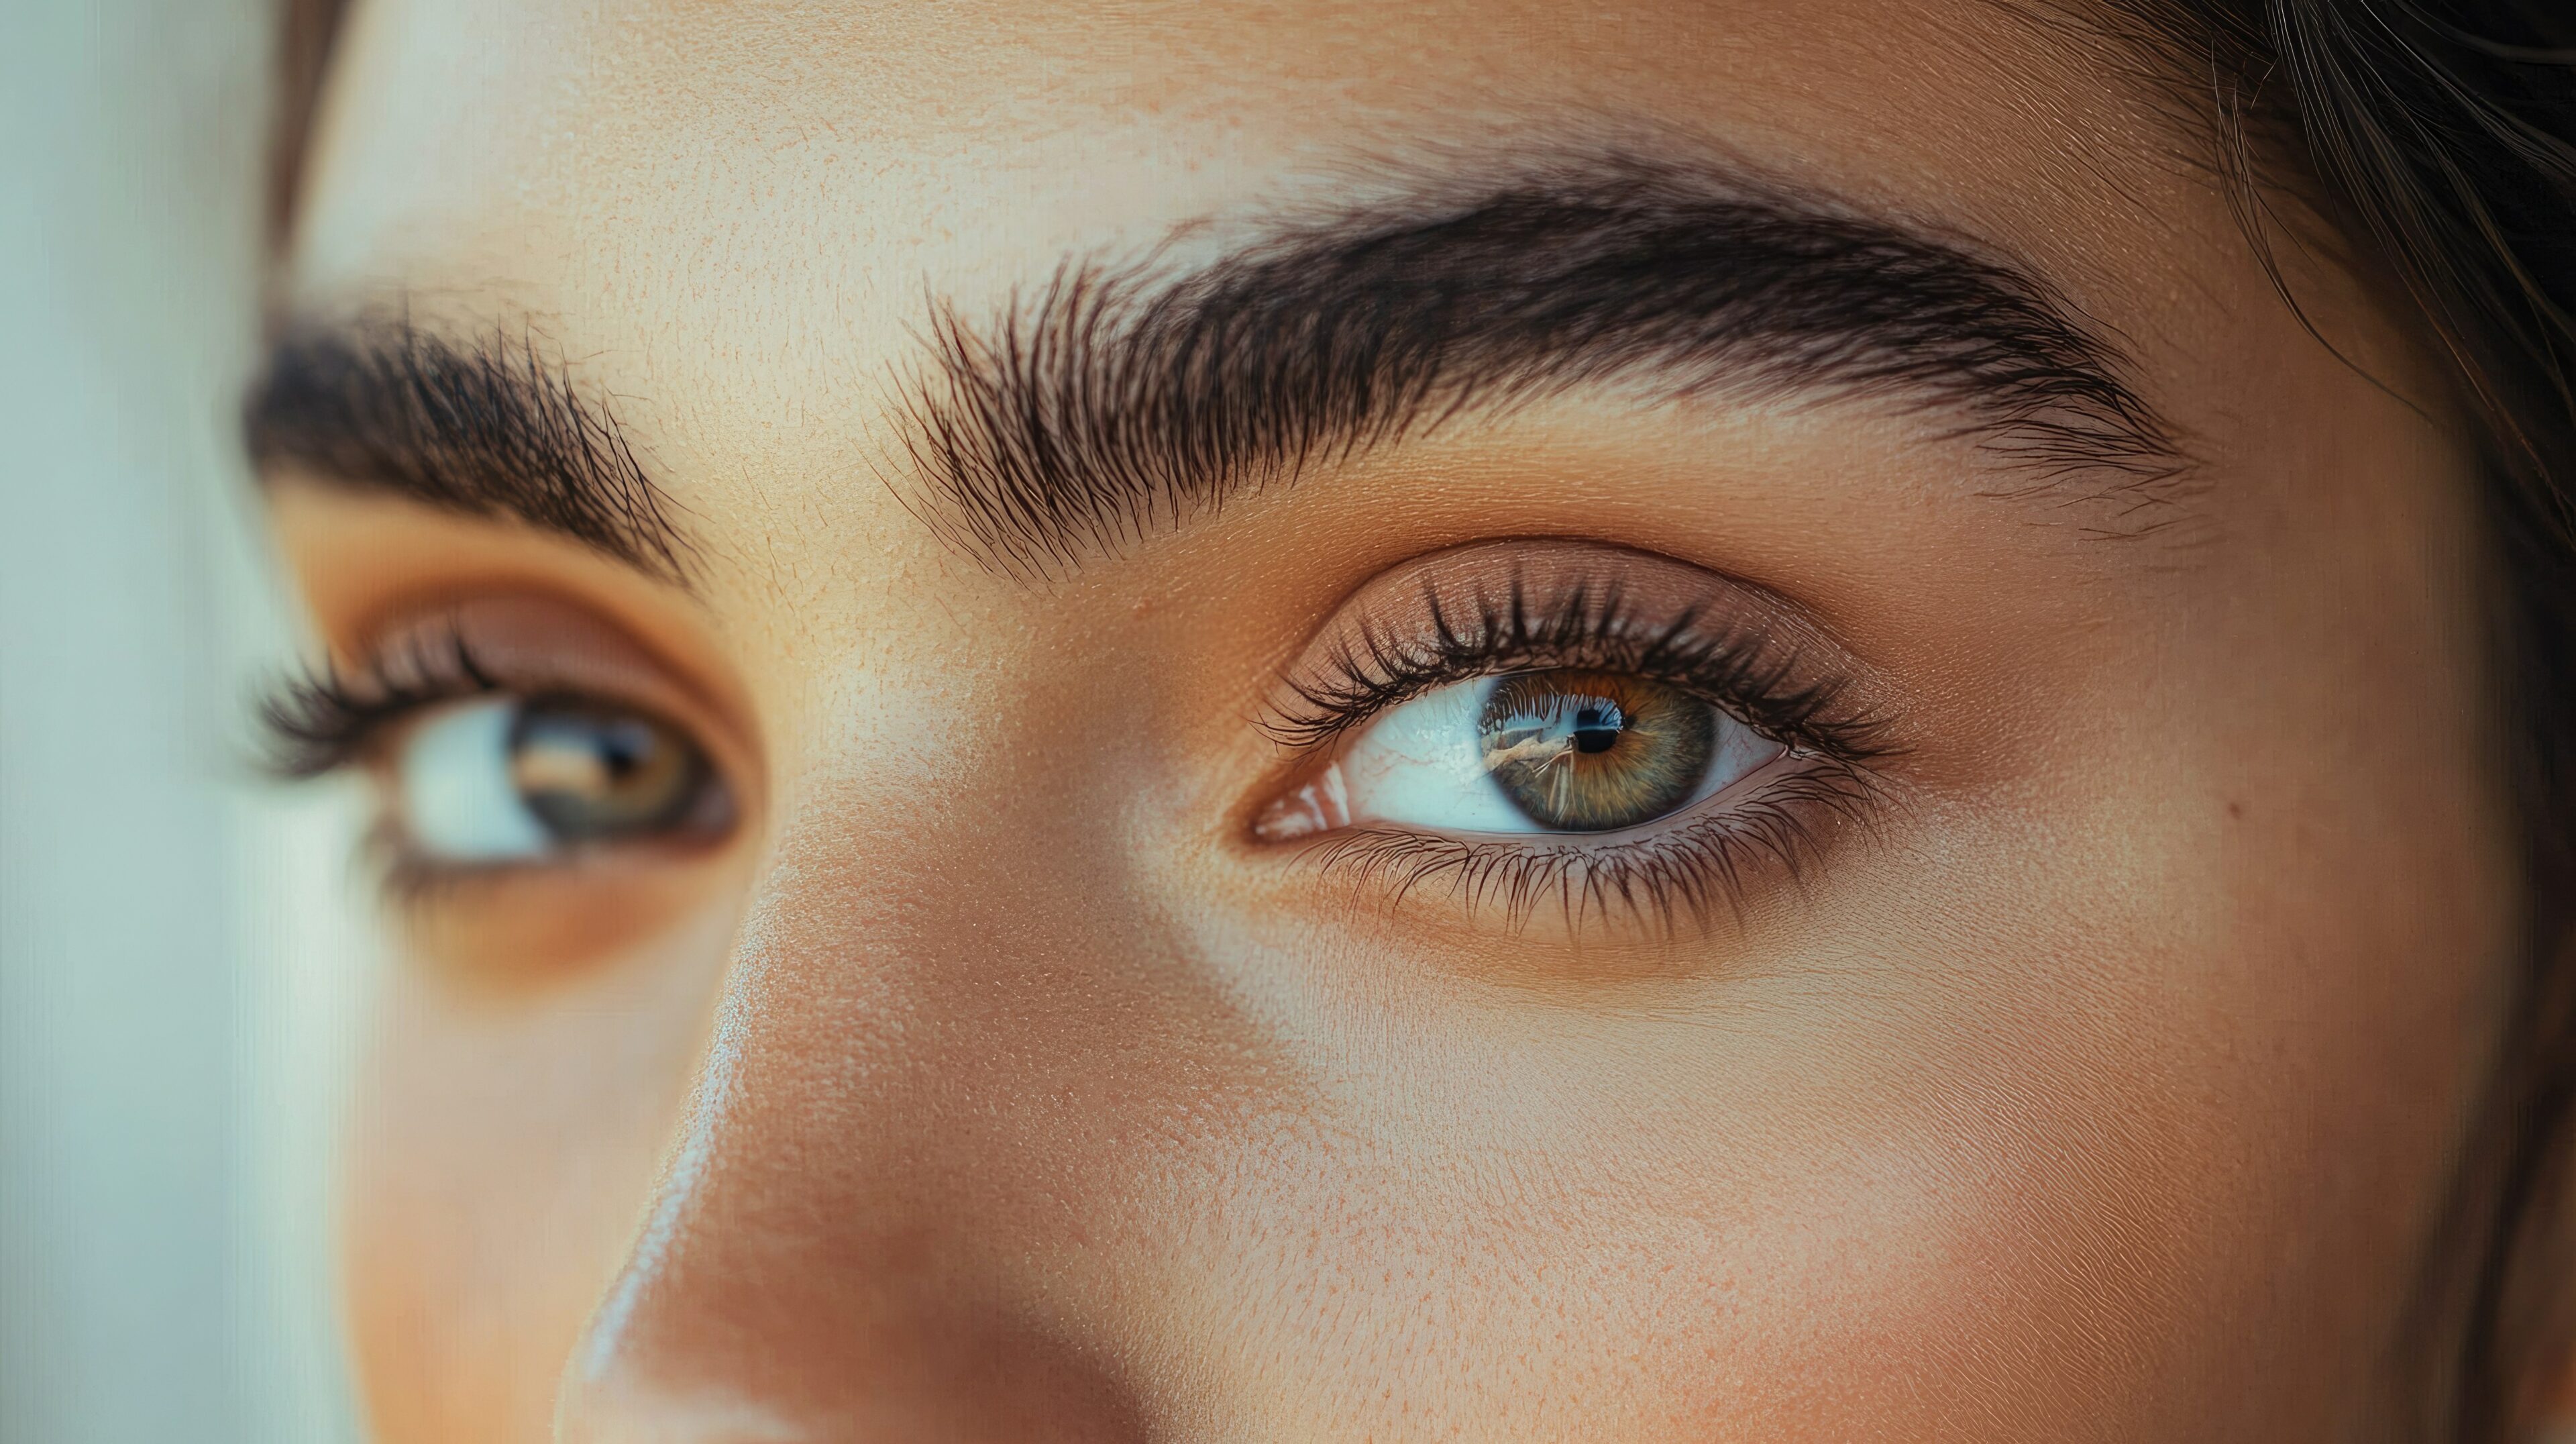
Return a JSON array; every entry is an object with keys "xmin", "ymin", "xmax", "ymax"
[
  {"xmin": 1283, "ymin": 665, "xmax": 1785, "ymax": 837},
  {"xmin": 1244, "ymin": 544, "xmax": 1890, "ymax": 932},
  {"xmin": 255, "ymin": 599, "xmax": 751, "ymax": 937},
  {"xmin": 374, "ymin": 690, "xmax": 728, "ymax": 864},
  {"xmin": 23, "ymin": 1, "xmax": 2576, "ymax": 1441}
]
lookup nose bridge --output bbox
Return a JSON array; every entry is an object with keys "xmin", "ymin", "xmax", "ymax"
[{"xmin": 555, "ymin": 796, "xmax": 1187, "ymax": 1441}]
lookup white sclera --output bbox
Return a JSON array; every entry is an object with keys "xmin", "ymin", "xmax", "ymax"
[
  {"xmin": 1335, "ymin": 674, "xmax": 1785, "ymax": 835},
  {"xmin": 394, "ymin": 696, "xmax": 551, "ymax": 861},
  {"xmin": 1337, "ymin": 680, "xmax": 1532, "ymax": 831}
]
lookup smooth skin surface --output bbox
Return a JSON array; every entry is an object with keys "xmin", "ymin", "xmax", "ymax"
[{"xmin": 269, "ymin": 1, "xmax": 2523, "ymax": 1439}]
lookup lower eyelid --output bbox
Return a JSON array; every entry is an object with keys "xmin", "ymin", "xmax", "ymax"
[
  {"xmin": 1262, "ymin": 732, "xmax": 1822, "ymax": 852},
  {"xmin": 1252, "ymin": 729, "xmax": 1889, "ymax": 940}
]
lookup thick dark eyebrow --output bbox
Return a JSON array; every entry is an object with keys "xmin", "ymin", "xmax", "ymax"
[
  {"xmin": 902, "ymin": 152, "xmax": 2189, "ymax": 576},
  {"xmin": 244, "ymin": 317, "xmax": 694, "ymax": 582},
  {"xmin": 245, "ymin": 153, "xmax": 2188, "ymax": 586}
]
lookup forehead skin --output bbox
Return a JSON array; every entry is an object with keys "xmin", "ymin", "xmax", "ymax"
[{"xmin": 280, "ymin": 2, "xmax": 2516, "ymax": 1442}]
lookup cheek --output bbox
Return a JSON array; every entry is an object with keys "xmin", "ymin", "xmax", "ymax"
[
  {"xmin": 1140, "ymin": 798, "xmax": 2496, "ymax": 1438},
  {"xmin": 1111, "ymin": 907, "xmax": 2083, "ymax": 1436},
  {"xmin": 1817, "ymin": 780, "xmax": 2510, "ymax": 1428},
  {"xmin": 341, "ymin": 902, "xmax": 736, "ymax": 1444}
]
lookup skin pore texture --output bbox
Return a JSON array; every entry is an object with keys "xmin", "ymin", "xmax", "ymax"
[{"xmin": 263, "ymin": 1, "xmax": 2531, "ymax": 1439}]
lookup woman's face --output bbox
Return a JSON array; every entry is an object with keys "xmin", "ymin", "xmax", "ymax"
[{"xmin": 263, "ymin": 1, "xmax": 2522, "ymax": 1439}]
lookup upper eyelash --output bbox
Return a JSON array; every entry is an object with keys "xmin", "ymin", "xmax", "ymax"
[
  {"xmin": 258, "ymin": 625, "xmax": 501, "ymax": 780},
  {"xmin": 1265, "ymin": 574, "xmax": 1893, "ymax": 764}
]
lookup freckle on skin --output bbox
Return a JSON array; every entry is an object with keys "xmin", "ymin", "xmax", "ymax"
[{"xmin": 2227, "ymin": 801, "xmax": 2244, "ymax": 820}]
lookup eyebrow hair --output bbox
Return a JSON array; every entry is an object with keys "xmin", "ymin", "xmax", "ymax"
[
  {"xmin": 245, "ymin": 317, "xmax": 694, "ymax": 582},
  {"xmin": 902, "ymin": 151, "xmax": 2189, "ymax": 575},
  {"xmin": 244, "ymin": 150, "xmax": 2188, "ymax": 584}
]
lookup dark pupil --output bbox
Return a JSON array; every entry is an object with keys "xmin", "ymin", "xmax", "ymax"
[
  {"xmin": 1569, "ymin": 705, "xmax": 1623, "ymax": 754},
  {"xmin": 508, "ymin": 699, "xmax": 708, "ymax": 841},
  {"xmin": 1477, "ymin": 672, "xmax": 1715, "ymax": 832}
]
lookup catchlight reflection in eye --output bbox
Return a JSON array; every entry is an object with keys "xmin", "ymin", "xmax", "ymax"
[
  {"xmin": 1258, "ymin": 670, "xmax": 1786, "ymax": 840},
  {"xmin": 393, "ymin": 694, "xmax": 729, "ymax": 862}
]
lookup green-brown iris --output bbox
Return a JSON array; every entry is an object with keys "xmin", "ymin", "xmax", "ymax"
[
  {"xmin": 508, "ymin": 698, "xmax": 714, "ymax": 843},
  {"xmin": 1477, "ymin": 670, "xmax": 1717, "ymax": 831}
]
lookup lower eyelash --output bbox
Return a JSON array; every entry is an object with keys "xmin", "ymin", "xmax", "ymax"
[{"xmin": 1290, "ymin": 759, "xmax": 1884, "ymax": 936}]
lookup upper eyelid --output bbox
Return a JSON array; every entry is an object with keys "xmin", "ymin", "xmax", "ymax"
[{"xmin": 264, "ymin": 619, "xmax": 667, "ymax": 774}]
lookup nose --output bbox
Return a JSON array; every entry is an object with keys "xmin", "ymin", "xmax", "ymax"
[{"xmin": 551, "ymin": 786, "xmax": 1232, "ymax": 1442}]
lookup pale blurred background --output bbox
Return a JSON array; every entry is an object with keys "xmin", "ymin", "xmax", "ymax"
[{"xmin": 1, "ymin": 2, "xmax": 368, "ymax": 1440}]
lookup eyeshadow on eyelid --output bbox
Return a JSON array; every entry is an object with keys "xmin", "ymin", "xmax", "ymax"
[{"xmin": 354, "ymin": 595, "xmax": 710, "ymax": 719}]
